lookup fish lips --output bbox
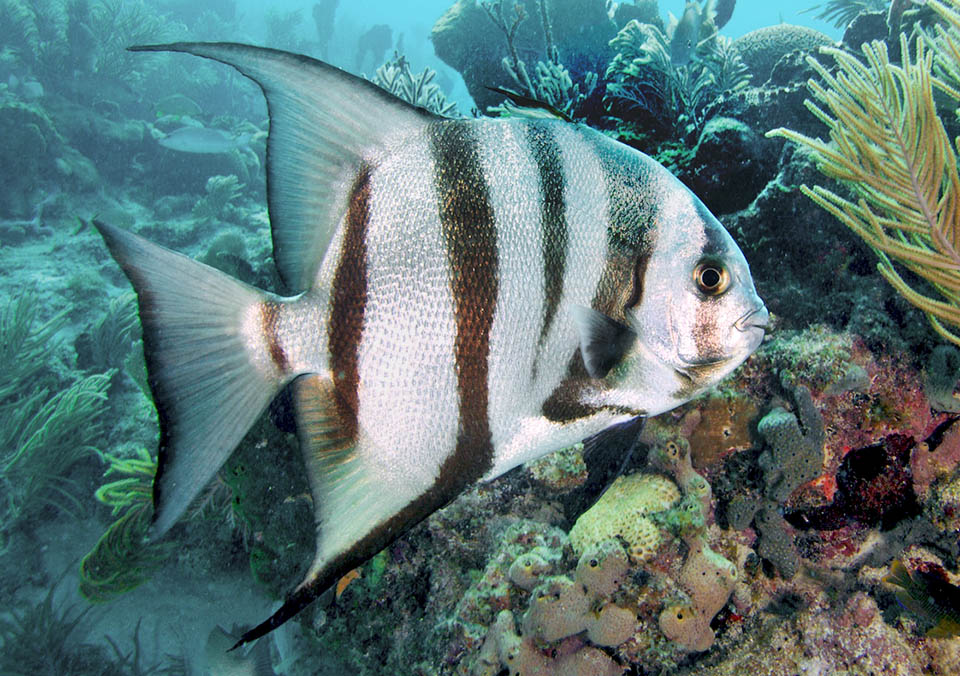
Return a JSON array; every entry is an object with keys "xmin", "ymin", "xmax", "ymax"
[{"xmin": 735, "ymin": 303, "xmax": 769, "ymax": 351}]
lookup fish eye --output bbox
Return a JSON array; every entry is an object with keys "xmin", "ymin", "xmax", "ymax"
[{"xmin": 693, "ymin": 261, "xmax": 729, "ymax": 296}]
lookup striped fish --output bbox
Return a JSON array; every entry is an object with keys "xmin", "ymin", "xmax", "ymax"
[{"xmin": 93, "ymin": 42, "xmax": 767, "ymax": 646}]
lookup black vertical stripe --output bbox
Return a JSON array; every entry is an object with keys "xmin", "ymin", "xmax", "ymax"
[
  {"xmin": 327, "ymin": 162, "xmax": 372, "ymax": 438},
  {"xmin": 260, "ymin": 301, "xmax": 288, "ymax": 371},
  {"xmin": 527, "ymin": 123, "xmax": 568, "ymax": 372},
  {"xmin": 430, "ymin": 120, "xmax": 498, "ymax": 480}
]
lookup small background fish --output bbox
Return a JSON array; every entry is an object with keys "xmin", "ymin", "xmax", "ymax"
[{"xmin": 884, "ymin": 559, "xmax": 960, "ymax": 638}]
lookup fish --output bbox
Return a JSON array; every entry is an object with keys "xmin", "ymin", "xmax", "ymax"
[
  {"xmin": 884, "ymin": 559, "xmax": 960, "ymax": 638},
  {"xmin": 204, "ymin": 625, "xmax": 276, "ymax": 675},
  {"xmin": 712, "ymin": 0, "xmax": 736, "ymax": 30},
  {"xmin": 93, "ymin": 41, "xmax": 767, "ymax": 647},
  {"xmin": 154, "ymin": 93, "xmax": 202, "ymax": 119},
  {"xmin": 671, "ymin": 1, "xmax": 701, "ymax": 66},
  {"xmin": 157, "ymin": 126, "xmax": 252, "ymax": 154},
  {"xmin": 335, "ymin": 568, "xmax": 361, "ymax": 599}
]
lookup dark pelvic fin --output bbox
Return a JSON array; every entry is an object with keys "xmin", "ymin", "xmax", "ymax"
[
  {"xmin": 91, "ymin": 220, "xmax": 286, "ymax": 537},
  {"xmin": 570, "ymin": 305, "xmax": 638, "ymax": 379},
  {"xmin": 563, "ymin": 415, "xmax": 646, "ymax": 522},
  {"xmin": 129, "ymin": 42, "xmax": 435, "ymax": 294}
]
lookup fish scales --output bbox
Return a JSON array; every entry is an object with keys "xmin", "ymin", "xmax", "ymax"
[{"xmin": 94, "ymin": 42, "xmax": 767, "ymax": 647}]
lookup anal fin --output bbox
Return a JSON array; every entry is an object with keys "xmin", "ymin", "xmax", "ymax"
[
  {"xmin": 235, "ymin": 374, "xmax": 366, "ymax": 647},
  {"xmin": 236, "ymin": 374, "xmax": 449, "ymax": 648}
]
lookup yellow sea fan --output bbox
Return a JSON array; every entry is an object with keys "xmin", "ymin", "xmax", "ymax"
[{"xmin": 767, "ymin": 0, "xmax": 960, "ymax": 345}]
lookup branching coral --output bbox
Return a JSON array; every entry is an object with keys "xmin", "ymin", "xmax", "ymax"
[
  {"xmin": 88, "ymin": 0, "xmax": 183, "ymax": 81},
  {"xmin": 481, "ymin": 0, "xmax": 598, "ymax": 121},
  {"xmin": 0, "ymin": 0, "xmax": 74, "ymax": 75},
  {"xmin": 192, "ymin": 174, "xmax": 244, "ymax": 223},
  {"xmin": 802, "ymin": 0, "xmax": 889, "ymax": 30},
  {"xmin": 372, "ymin": 52, "xmax": 459, "ymax": 117},
  {"xmin": 768, "ymin": 0, "xmax": 960, "ymax": 346}
]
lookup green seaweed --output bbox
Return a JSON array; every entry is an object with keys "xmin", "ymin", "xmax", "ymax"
[
  {"xmin": 79, "ymin": 449, "xmax": 173, "ymax": 603},
  {"xmin": 75, "ymin": 292, "xmax": 139, "ymax": 376},
  {"xmin": 0, "ymin": 293, "xmax": 113, "ymax": 553},
  {"xmin": 0, "ymin": 580, "xmax": 94, "ymax": 676}
]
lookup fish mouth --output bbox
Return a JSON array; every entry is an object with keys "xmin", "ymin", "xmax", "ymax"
[{"xmin": 735, "ymin": 304, "xmax": 769, "ymax": 333}]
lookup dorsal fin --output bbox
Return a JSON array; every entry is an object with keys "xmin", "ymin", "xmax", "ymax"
[{"xmin": 130, "ymin": 42, "xmax": 436, "ymax": 293}]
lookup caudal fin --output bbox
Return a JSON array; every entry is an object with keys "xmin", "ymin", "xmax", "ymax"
[{"xmin": 93, "ymin": 220, "xmax": 290, "ymax": 537}]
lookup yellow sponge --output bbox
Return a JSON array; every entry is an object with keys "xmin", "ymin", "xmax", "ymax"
[{"xmin": 569, "ymin": 473, "xmax": 680, "ymax": 561}]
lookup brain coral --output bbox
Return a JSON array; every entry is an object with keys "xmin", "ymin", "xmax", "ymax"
[
  {"xmin": 733, "ymin": 24, "xmax": 834, "ymax": 85},
  {"xmin": 569, "ymin": 473, "xmax": 680, "ymax": 561}
]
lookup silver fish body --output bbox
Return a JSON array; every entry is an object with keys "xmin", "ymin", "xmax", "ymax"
[
  {"xmin": 93, "ymin": 42, "xmax": 766, "ymax": 645},
  {"xmin": 157, "ymin": 125, "xmax": 251, "ymax": 153}
]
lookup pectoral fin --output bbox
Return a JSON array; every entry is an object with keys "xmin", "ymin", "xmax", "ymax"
[{"xmin": 571, "ymin": 305, "xmax": 637, "ymax": 379}]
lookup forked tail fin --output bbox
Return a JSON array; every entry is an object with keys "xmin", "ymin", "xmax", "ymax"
[{"xmin": 93, "ymin": 220, "xmax": 291, "ymax": 537}]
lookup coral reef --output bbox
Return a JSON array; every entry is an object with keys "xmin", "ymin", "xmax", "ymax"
[
  {"xmin": 678, "ymin": 116, "xmax": 776, "ymax": 215},
  {"xmin": 6, "ymin": 1, "xmax": 960, "ymax": 674},
  {"xmin": 0, "ymin": 99, "xmax": 64, "ymax": 217}
]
